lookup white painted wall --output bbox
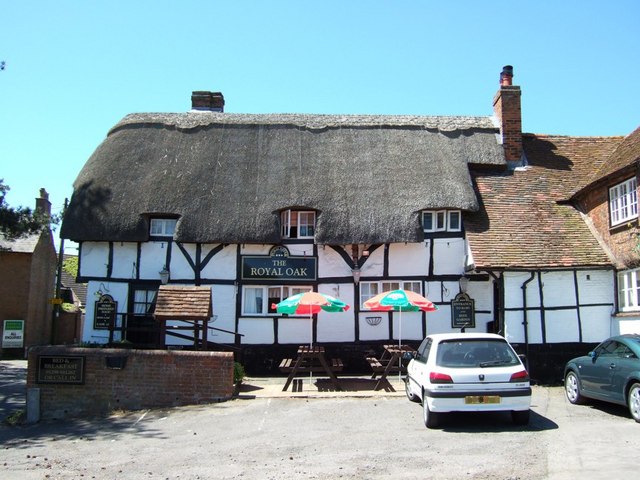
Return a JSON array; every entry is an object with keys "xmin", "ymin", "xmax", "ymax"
[
  {"xmin": 433, "ymin": 238, "xmax": 465, "ymax": 275},
  {"xmin": 204, "ymin": 245, "xmax": 237, "ymax": 280},
  {"xmin": 140, "ymin": 242, "xmax": 169, "ymax": 281},
  {"xmin": 318, "ymin": 246, "xmax": 353, "ymax": 279},
  {"xmin": 389, "ymin": 242, "xmax": 429, "ymax": 277},
  {"xmin": 83, "ymin": 281, "xmax": 129, "ymax": 344},
  {"xmin": 171, "ymin": 243, "xmax": 197, "ymax": 281},
  {"xmin": 78, "ymin": 235, "xmax": 617, "ymax": 349},
  {"xmin": 112, "ymin": 243, "xmax": 138, "ymax": 279},
  {"xmin": 80, "ymin": 242, "xmax": 108, "ymax": 278},
  {"xmin": 503, "ymin": 269, "xmax": 615, "ymax": 345},
  {"xmin": 614, "ymin": 315, "xmax": 640, "ymax": 336}
]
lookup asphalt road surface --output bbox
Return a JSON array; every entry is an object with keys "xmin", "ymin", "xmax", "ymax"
[{"xmin": 1, "ymin": 381, "xmax": 638, "ymax": 479}]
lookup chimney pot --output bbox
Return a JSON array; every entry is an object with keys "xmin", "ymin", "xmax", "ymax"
[
  {"xmin": 191, "ymin": 91, "xmax": 225, "ymax": 112},
  {"xmin": 35, "ymin": 188, "xmax": 51, "ymax": 217},
  {"xmin": 493, "ymin": 65, "xmax": 522, "ymax": 167},
  {"xmin": 500, "ymin": 65, "xmax": 514, "ymax": 86}
]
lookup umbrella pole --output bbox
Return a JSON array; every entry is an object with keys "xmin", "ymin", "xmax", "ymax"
[
  {"xmin": 309, "ymin": 313, "xmax": 313, "ymax": 385},
  {"xmin": 398, "ymin": 308, "xmax": 402, "ymax": 380}
]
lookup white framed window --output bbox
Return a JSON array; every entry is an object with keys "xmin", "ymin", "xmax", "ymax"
[
  {"xmin": 618, "ymin": 269, "xmax": 640, "ymax": 312},
  {"xmin": 242, "ymin": 285, "xmax": 312, "ymax": 316},
  {"xmin": 281, "ymin": 210, "xmax": 316, "ymax": 239},
  {"xmin": 422, "ymin": 210, "xmax": 461, "ymax": 232},
  {"xmin": 448, "ymin": 211, "xmax": 461, "ymax": 232},
  {"xmin": 360, "ymin": 281, "xmax": 422, "ymax": 309},
  {"xmin": 150, "ymin": 218, "xmax": 177, "ymax": 236},
  {"xmin": 610, "ymin": 178, "xmax": 638, "ymax": 227}
]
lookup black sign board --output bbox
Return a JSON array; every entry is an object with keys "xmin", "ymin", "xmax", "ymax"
[
  {"xmin": 451, "ymin": 292, "xmax": 475, "ymax": 329},
  {"xmin": 241, "ymin": 246, "xmax": 317, "ymax": 281},
  {"xmin": 94, "ymin": 294, "xmax": 117, "ymax": 330},
  {"xmin": 37, "ymin": 355, "xmax": 85, "ymax": 384}
]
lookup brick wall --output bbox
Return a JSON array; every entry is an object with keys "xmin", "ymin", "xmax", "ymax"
[
  {"xmin": 27, "ymin": 346, "xmax": 235, "ymax": 420},
  {"xmin": 493, "ymin": 85, "xmax": 523, "ymax": 164},
  {"xmin": 580, "ymin": 168, "xmax": 640, "ymax": 268}
]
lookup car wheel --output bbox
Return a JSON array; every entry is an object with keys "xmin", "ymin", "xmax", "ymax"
[
  {"xmin": 565, "ymin": 371, "xmax": 584, "ymax": 405},
  {"xmin": 628, "ymin": 383, "xmax": 640, "ymax": 423},
  {"xmin": 422, "ymin": 396, "xmax": 440, "ymax": 429},
  {"xmin": 511, "ymin": 409, "xmax": 530, "ymax": 425},
  {"xmin": 405, "ymin": 377, "xmax": 419, "ymax": 403}
]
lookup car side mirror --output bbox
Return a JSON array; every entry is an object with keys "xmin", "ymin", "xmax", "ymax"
[
  {"xmin": 402, "ymin": 351, "xmax": 416, "ymax": 362},
  {"xmin": 588, "ymin": 351, "xmax": 597, "ymax": 360}
]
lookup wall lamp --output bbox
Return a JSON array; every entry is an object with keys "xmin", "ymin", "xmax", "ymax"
[
  {"xmin": 459, "ymin": 275, "xmax": 469, "ymax": 293},
  {"xmin": 352, "ymin": 266, "xmax": 361, "ymax": 285},
  {"xmin": 159, "ymin": 266, "xmax": 170, "ymax": 285}
]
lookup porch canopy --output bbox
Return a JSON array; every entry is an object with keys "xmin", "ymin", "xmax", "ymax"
[{"xmin": 154, "ymin": 285, "xmax": 213, "ymax": 349}]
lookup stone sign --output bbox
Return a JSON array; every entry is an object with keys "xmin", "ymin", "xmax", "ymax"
[{"xmin": 37, "ymin": 355, "xmax": 85, "ymax": 384}]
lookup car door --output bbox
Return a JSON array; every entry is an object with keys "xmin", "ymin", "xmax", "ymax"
[
  {"xmin": 580, "ymin": 341, "xmax": 618, "ymax": 398},
  {"xmin": 608, "ymin": 342, "xmax": 638, "ymax": 404},
  {"xmin": 408, "ymin": 337, "xmax": 432, "ymax": 395}
]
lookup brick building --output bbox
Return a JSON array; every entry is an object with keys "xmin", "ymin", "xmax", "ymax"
[{"xmin": 0, "ymin": 189, "xmax": 57, "ymax": 355}]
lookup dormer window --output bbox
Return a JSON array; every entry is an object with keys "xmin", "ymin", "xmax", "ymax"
[
  {"xmin": 281, "ymin": 210, "xmax": 316, "ymax": 239},
  {"xmin": 609, "ymin": 178, "xmax": 638, "ymax": 227},
  {"xmin": 150, "ymin": 218, "xmax": 177, "ymax": 236},
  {"xmin": 422, "ymin": 210, "xmax": 461, "ymax": 233}
]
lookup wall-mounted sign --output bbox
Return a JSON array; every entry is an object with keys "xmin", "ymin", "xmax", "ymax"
[
  {"xmin": 37, "ymin": 355, "xmax": 85, "ymax": 384},
  {"xmin": 451, "ymin": 292, "xmax": 475, "ymax": 329},
  {"xmin": 94, "ymin": 294, "xmax": 118, "ymax": 330},
  {"xmin": 2, "ymin": 319, "xmax": 24, "ymax": 348},
  {"xmin": 241, "ymin": 246, "xmax": 317, "ymax": 281}
]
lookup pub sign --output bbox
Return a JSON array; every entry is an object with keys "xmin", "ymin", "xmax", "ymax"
[
  {"xmin": 241, "ymin": 246, "xmax": 317, "ymax": 281},
  {"xmin": 451, "ymin": 292, "xmax": 476, "ymax": 329},
  {"xmin": 94, "ymin": 294, "xmax": 118, "ymax": 330}
]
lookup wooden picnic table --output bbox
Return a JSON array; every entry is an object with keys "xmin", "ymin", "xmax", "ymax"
[
  {"xmin": 366, "ymin": 344, "xmax": 416, "ymax": 390},
  {"xmin": 279, "ymin": 345, "xmax": 343, "ymax": 391}
]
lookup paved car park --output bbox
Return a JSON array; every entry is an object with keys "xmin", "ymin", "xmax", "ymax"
[{"xmin": 1, "ymin": 360, "xmax": 639, "ymax": 479}]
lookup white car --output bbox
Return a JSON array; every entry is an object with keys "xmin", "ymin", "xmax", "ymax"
[{"xmin": 404, "ymin": 333, "xmax": 531, "ymax": 428}]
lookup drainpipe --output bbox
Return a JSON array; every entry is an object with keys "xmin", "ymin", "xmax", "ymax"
[
  {"xmin": 485, "ymin": 270, "xmax": 502, "ymax": 334},
  {"xmin": 521, "ymin": 272, "xmax": 536, "ymax": 373}
]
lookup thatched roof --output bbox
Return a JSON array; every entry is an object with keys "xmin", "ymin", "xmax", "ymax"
[{"xmin": 61, "ymin": 112, "xmax": 506, "ymax": 244}]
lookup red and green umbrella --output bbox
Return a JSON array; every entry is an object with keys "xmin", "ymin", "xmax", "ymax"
[
  {"xmin": 364, "ymin": 289, "xmax": 437, "ymax": 373},
  {"xmin": 271, "ymin": 291, "xmax": 350, "ymax": 348},
  {"xmin": 363, "ymin": 289, "xmax": 437, "ymax": 313}
]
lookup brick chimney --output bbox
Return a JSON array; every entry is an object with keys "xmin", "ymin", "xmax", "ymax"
[
  {"xmin": 191, "ymin": 91, "xmax": 225, "ymax": 112},
  {"xmin": 493, "ymin": 65, "xmax": 523, "ymax": 167},
  {"xmin": 35, "ymin": 188, "xmax": 51, "ymax": 217}
]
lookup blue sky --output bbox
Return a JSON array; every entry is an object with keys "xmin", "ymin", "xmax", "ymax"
[{"xmin": 1, "ymin": 1, "xmax": 639, "ymax": 252}]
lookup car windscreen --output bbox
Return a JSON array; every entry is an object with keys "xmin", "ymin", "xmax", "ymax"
[{"xmin": 436, "ymin": 339, "xmax": 520, "ymax": 368}]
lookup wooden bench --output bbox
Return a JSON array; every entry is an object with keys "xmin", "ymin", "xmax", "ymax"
[
  {"xmin": 366, "ymin": 357, "xmax": 386, "ymax": 373},
  {"xmin": 279, "ymin": 357, "xmax": 344, "ymax": 373}
]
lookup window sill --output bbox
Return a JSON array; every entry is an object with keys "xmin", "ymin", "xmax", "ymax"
[{"xmin": 614, "ymin": 311, "xmax": 640, "ymax": 317}]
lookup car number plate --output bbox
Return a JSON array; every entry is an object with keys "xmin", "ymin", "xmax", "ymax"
[{"xmin": 464, "ymin": 395, "xmax": 500, "ymax": 404}]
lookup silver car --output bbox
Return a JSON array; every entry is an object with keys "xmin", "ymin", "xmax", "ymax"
[{"xmin": 405, "ymin": 333, "xmax": 531, "ymax": 428}]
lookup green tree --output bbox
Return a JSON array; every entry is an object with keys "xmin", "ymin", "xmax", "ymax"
[{"xmin": 0, "ymin": 179, "xmax": 58, "ymax": 240}]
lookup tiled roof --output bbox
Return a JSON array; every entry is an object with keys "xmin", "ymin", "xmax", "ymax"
[
  {"xmin": 154, "ymin": 286, "xmax": 212, "ymax": 320},
  {"xmin": 466, "ymin": 134, "xmax": 622, "ymax": 269},
  {"xmin": 0, "ymin": 233, "xmax": 40, "ymax": 253},
  {"xmin": 580, "ymin": 126, "xmax": 640, "ymax": 191}
]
